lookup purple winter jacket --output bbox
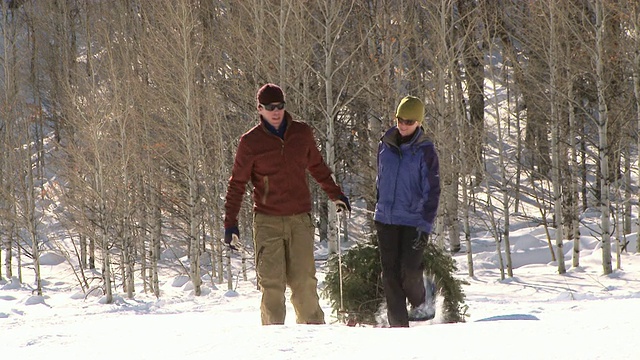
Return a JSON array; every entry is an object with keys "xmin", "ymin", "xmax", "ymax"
[{"xmin": 374, "ymin": 126, "xmax": 441, "ymax": 233}]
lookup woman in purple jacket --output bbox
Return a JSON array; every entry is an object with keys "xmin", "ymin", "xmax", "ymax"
[{"xmin": 374, "ymin": 96, "xmax": 441, "ymax": 327}]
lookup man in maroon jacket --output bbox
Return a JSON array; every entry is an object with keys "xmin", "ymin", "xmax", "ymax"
[{"xmin": 224, "ymin": 83, "xmax": 350, "ymax": 325}]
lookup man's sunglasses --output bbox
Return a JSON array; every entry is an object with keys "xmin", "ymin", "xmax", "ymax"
[
  {"xmin": 397, "ymin": 117, "xmax": 417, "ymax": 126},
  {"xmin": 260, "ymin": 102, "xmax": 286, "ymax": 111}
]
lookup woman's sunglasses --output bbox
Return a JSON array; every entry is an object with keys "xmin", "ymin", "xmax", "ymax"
[
  {"xmin": 260, "ymin": 102, "xmax": 286, "ymax": 111},
  {"xmin": 397, "ymin": 117, "xmax": 417, "ymax": 126}
]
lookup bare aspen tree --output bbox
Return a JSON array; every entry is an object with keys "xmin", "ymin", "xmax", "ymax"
[
  {"xmin": 4, "ymin": 0, "xmax": 640, "ymax": 301},
  {"xmin": 150, "ymin": 183, "xmax": 162, "ymax": 297},
  {"xmin": 34, "ymin": 0, "xmax": 101, "ymax": 290},
  {"xmin": 461, "ymin": 179, "xmax": 473, "ymax": 277},
  {"xmin": 622, "ymin": 146, "xmax": 631, "ymax": 239},
  {"xmin": 548, "ymin": 0, "xmax": 566, "ymax": 274},
  {"xmin": 298, "ymin": 0, "xmax": 361, "ymax": 253},
  {"xmin": 631, "ymin": 2, "xmax": 640, "ymax": 253},
  {"xmin": 551, "ymin": 0, "xmax": 585, "ymax": 268},
  {"xmin": 502, "ymin": 3, "xmax": 552, "ymax": 179},
  {"xmin": 351, "ymin": 1, "xmax": 407, "ymax": 238},
  {"xmin": 206, "ymin": 0, "xmax": 264, "ymax": 285},
  {"xmin": 136, "ymin": 180, "xmax": 148, "ymax": 294},
  {"xmin": 134, "ymin": 94, "xmax": 164, "ymax": 296},
  {"xmin": 496, "ymin": 4, "xmax": 555, "ymax": 248},
  {"xmin": 2, "ymin": 2, "xmax": 51, "ymax": 292},
  {"xmin": 599, "ymin": 1, "xmax": 632, "ymax": 270},
  {"xmin": 63, "ymin": 98, "xmax": 117, "ymax": 304},
  {"xmin": 451, "ymin": 4, "xmax": 474, "ymax": 267},
  {"xmin": 416, "ymin": 0, "xmax": 461, "ymax": 254},
  {"xmin": 138, "ymin": 1, "xmax": 207, "ymax": 295},
  {"xmin": 15, "ymin": 106, "xmax": 43, "ymax": 295},
  {"xmin": 64, "ymin": 91, "xmax": 118, "ymax": 303},
  {"xmin": 488, "ymin": 195, "xmax": 505, "ymax": 280},
  {"xmin": 432, "ymin": 0, "xmax": 485, "ymax": 259},
  {"xmin": 428, "ymin": 0, "xmax": 497, "ymax": 260},
  {"xmin": 0, "ymin": 0, "xmax": 19, "ymax": 281},
  {"xmin": 98, "ymin": 5, "xmax": 140, "ymax": 299},
  {"xmin": 0, "ymin": 0, "xmax": 5, "ymax": 283},
  {"xmin": 274, "ymin": 1, "xmax": 380, "ymax": 254},
  {"xmin": 558, "ymin": 1, "xmax": 599, "ymax": 268},
  {"xmin": 22, "ymin": 11, "xmax": 49, "ymax": 293},
  {"xmin": 486, "ymin": 38, "xmax": 514, "ymax": 277},
  {"xmin": 458, "ymin": 0, "xmax": 485, "ymax": 184},
  {"xmin": 363, "ymin": 1, "xmax": 404, "ymax": 230},
  {"xmin": 568, "ymin": 80, "xmax": 581, "ymax": 268},
  {"xmin": 46, "ymin": 0, "xmax": 120, "ymax": 303},
  {"xmin": 594, "ymin": 0, "xmax": 612, "ymax": 274},
  {"xmin": 322, "ymin": 0, "xmax": 405, "ymax": 243},
  {"xmin": 197, "ymin": 2, "xmax": 225, "ymax": 286},
  {"xmin": 124, "ymin": 9, "xmax": 167, "ymax": 297},
  {"xmin": 475, "ymin": 2, "xmax": 523, "ymax": 276}
]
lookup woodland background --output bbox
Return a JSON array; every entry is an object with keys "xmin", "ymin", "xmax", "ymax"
[{"xmin": 1, "ymin": 0, "xmax": 640, "ymax": 303}]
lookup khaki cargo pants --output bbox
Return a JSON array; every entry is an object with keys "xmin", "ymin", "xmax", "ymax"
[{"xmin": 253, "ymin": 213, "xmax": 325, "ymax": 325}]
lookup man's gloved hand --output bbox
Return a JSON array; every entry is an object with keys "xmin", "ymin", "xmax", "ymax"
[
  {"xmin": 334, "ymin": 194, "xmax": 351, "ymax": 213},
  {"xmin": 224, "ymin": 226, "xmax": 241, "ymax": 250}
]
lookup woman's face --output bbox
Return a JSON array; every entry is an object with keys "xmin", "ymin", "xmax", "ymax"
[{"xmin": 396, "ymin": 117, "xmax": 419, "ymax": 137}]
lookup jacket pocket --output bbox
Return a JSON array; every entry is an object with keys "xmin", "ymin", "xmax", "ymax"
[{"xmin": 306, "ymin": 213, "xmax": 316, "ymax": 229}]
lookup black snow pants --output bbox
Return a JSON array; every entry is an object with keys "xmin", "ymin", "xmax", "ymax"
[{"xmin": 375, "ymin": 221, "xmax": 426, "ymax": 327}]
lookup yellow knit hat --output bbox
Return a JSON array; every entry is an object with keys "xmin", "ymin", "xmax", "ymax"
[{"xmin": 395, "ymin": 96, "xmax": 425, "ymax": 124}]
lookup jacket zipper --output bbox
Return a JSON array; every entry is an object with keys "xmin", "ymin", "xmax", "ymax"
[{"xmin": 392, "ymin": 147, "xmax": 402, "ymax": 223}]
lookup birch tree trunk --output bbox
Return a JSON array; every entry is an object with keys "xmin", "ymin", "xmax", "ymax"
[
  {"xmin": 139, "ymin": 193, "xmax": 148, "ymax": 295},
  {"xmin": 16, "ymin": 13, "xmax": 47, "ymax": 295},
  {"xmin": 461, "ymin": 178, "xmax": 474, "ymax": 277},
  {"xmin": 568, "ymin": 81, "xmax": 581, "ymax": 268},
  {"xmin": 0, "ymin": 1, "xmax": 17, "ymax": 281},
  {"xmin": 21, "ymin": 117, "xmax": 42, "ymax": 295},
  {"xmin": 488, "ymin": 196, "xmax": 505, "ymax": 281},
  {"xmin": 117, "ymin": 62, "xmax": 135, "ymax": 300},
  {"xmin": 96, "ymin": 159, "xmax": 113, "ymax": 304},
  {"xmin": 595, "ymin": 0, "xmax": 612, "ymax": 275},
  {"xmin": 101, "ymin": 232, "xmax": 113, "ymax": 304},
  {"xmin": 180, "ymin": 5, "xmax": 203, "ymax": 297},
  {"xmin": 89, "ymin": 235, "xmax": 95, "ymax": 270},
  {"xmin": 2, "ymin": 235, "xmax": 8, "ymax": 279},
  {"xmin": 139, "ymin": 0, "xmax": 206, "ymax": 294},
  {"xmin": 623, "ymin": 152, "xmax": 631, "ymax": 237},
  {"xmin": 150, "ymin": 182, "xmax": 161, "ymax": 297},
  {"xmin": 632, "ymin": 3, "xmax": 640, "ymax": 253},
  {"xmin": 15, "ymin": 229, "xmax": 21, "ymax": 282},
  {"xmin": 296, "ymin": 0, "xmax": 375, "ymax": 253},
  {"xmin": 458, "ymin": 0, "xmax": 485, "ymax": 183},
  {"xmin": 79, "ymin": 234, "xmax": 87, "ymax": 269},
  {"xmin": 615, "ymin": 198, "xmax": 622, "ymax": 270},
  {"xmin": 486, "ymin": 34, "xmax": 513, "ymax": 276},
  {"xmin": 321, "ymin": 1, "xmax": 341, "ymax": 254},
  {"xmin": 549, "ymin": 0, "xmax": 566, "ymax": 274}
]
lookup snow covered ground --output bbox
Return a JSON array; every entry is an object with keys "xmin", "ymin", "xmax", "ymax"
[{"xmin": 2, "ymin": 211, "xmax": 638, "ymax": 360}]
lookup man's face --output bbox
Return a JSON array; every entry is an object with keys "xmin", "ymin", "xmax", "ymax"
[{"xmin": 258, "ymin": 102, "xmax": 286, "ymax": 129}]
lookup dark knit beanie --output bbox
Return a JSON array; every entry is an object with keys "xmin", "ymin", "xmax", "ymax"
[{"xmin": 257, "ymin": 83, "xmax": 285, "ymax": 104}]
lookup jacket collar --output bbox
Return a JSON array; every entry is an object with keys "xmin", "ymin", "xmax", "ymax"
[
  {"xmin": 381, "ymin": 125, "xmax": 429, "ymax": 148},
  {"xmin": 260, "ymin": 111, "xmax": 291, "ymax": 139}
]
